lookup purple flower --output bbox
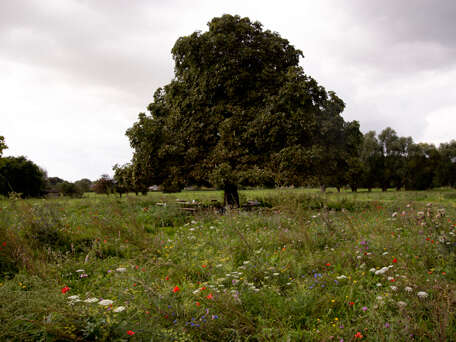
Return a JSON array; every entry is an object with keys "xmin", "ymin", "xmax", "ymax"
[
  {"xmin": 384, "ymin": 322, "xmax": 390, "ymax": 328},
  {"xmin": 362, "ymin": 306, "xmax": 367, "ymax": 311}
]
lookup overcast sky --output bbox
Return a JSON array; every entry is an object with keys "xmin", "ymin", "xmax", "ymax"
[{"xmin": 1, "ymin": 0, "xmax": 455, "ymax": 181}]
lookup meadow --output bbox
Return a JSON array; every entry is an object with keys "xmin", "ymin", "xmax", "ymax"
[{"xmin": 1, "ymin": 188, "xmax": 456, "ymax": 341}]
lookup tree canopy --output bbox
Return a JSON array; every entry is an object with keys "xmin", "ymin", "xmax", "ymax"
[
  {"xmin": 126, "ymin": 15, "xmax": 361, "ymax": 205},
  {"xmin": 0, "ymin": 156, "xmax": 47, "ymax": 197}
]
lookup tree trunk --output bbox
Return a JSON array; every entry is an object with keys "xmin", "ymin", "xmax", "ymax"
[
  {"xmin": 336, "ymin": 187, "xmax": 341, "ymax": 193},
  {"xmin": 351, "ymin": 186, "xmax": 357, "ymax": 192},
  {"xmin": 368, "ymin": 188, "xmax": 372, "ymax": 192},
  {"xmin": 320, "ymin": 184, "xmax": 326, "ymax": 193},
  {"xmin": 224, "ymin": 183, "xmax": 239, "ymax": 208}
]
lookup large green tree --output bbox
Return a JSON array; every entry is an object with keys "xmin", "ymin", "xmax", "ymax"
[{"xmin": 127, "ymin": 15, "xmax": 357, "ymax": 206}]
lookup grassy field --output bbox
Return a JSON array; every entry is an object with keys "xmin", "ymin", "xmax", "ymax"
[{"xmin": 1, "ymin": 189, "xmax": 456, "ymax": 341}]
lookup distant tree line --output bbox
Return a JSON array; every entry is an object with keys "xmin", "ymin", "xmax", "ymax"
[
  {"xmin": 355, "ymin": 128, "xmax": 456, "ymax": 192},
  {"xmin": 0, "ymin": 136, "xmax": 94, "ymax": 198}
]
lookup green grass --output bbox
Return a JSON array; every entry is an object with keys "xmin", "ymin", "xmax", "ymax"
[{"xmin": 1, "ymin": 188, "xmax": 456, "ymax": 341}]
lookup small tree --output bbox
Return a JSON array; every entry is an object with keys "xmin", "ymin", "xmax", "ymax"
[
  {"xmin": 74, "ymin": 178, "xmax": 92, "ymax": 193},
  {"xmin": 93, "ymin": 174, "xmax": 114, "ymax": 195}
]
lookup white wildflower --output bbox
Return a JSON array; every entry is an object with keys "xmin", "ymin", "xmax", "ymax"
[
  {"xmin": 75, "ymin": 269, "xmax": 85, "ymax": 273},
  {"xmin": 116, "ymin": 267, "xmax": 127, "ymax": 272},
  {"xmin": 84, "ymin": 297, "xmax": 99, "ymax": 303},
  {"xmin": 417, "ymin": 291, "xmax": 428, "ymax": 299},
  {"xmin": 98, "ymin": 299, "xmax": 114, "ymax": 306},
  {"xmin": 404, "ymin": 286, "xmax": 413, "ymax": 293},
  {"xmin": 375, "ymin": 267, "xmax": 389, "ymax": 275},
  {"xmin": 397, "ymin": 301, "xmax": 407, "ymax": 307},
  {"xmin": 390, "ymin": 286, "xmax": 398, "ymax": 291},
  {"xmin": 113, "ymin": 306, "xmax": 125, "ymax": 313},
  {"xmin": 273, "ymin": 273, "xmax": 279, "ymax": 276},
  {"xmin": 376, "ymin": 296, "xmax": 383, "ymax": 301},
  {"xmin": 369, "ymin": 268, "xmax": 376, "ymax": 273},
  {"xmin": 336, "ymin": 275, "xmax": 348, "ymax": 280},
  {"xmin": 376, "ymin": 283, "xmax": 382, "ymax": 287},
  {"xmin": 382, "ymin": 252, "xmax": 388, "ymax": 255}
]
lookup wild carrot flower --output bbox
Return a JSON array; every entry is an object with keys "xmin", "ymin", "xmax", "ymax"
[
  {"xmin": 84, "ymin": 297, "xmax": 98, "ymax": 303},
  {"xmin": 417, "ymin": 291, "xmax": 428, "ymax": 298},
  {"xmin": 98, "ymin": 299, "xmax": 114, "ymax": 306}
]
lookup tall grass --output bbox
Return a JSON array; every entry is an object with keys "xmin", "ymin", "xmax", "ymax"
[{"xmin": 0, "ymin": 188, "xmax": 455, "ymax": 340}]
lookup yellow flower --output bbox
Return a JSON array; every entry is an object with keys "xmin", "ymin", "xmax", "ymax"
[{"xmin": 331, "ymin": 299, "xmax": 335, "ymax": 303}]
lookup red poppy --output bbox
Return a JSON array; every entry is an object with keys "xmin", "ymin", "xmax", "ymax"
[
  {"xmin": 206, "ymin": 293, "xmax": 213, "ymax": 300},
  {"xmin": 165, "ymin": 276, "xmax": 169, "ymax": 281},
  {"xmin": 1, "ymin": 242, "xmax": 6, "ymax": 247},
  {"xmin": 355, "ymin": 332, "xmax": 363, "ymax": 338},
  {"xmin": 202, "ymin": 264, "xmax": 207, "ymax": 268},
  {"xmin": 326, "ymin": 263, "xmax": 331, "ymax": 266},
  {"xmin": 61, "ymin": 286, "xmax": 70, "ymax": 294},
  {"xmin": 127, "ymin": 330, "xmax": 135, "ymax": 336},
  {"xmin": 392, "ymin": 258, "xmax": 397, "ymax": 263},
  {"xmin": 201, "ymin": 286, "xmax": 207, "ymax": 291},
  {"xmin": 349, "ymin": 301, "xmax": 355, "ymax": 306},
  {"xmin": 173, "ymin": 286, "xmax": 180, "ymax": 293},
  {"xmin": 196, "ymin": 302, "xmax": 201, "ymax": 306}
]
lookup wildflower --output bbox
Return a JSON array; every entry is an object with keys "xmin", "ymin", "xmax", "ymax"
[
  {"xmin": 116, "ymin": 267, "xmax": 127, "ymax": 272},
  {"xmin": 397, "ymin": 301, "xmax": 407, "ymax": 307},
  {"xmin": 362, "ymin": 306, "xmax": 367, "ymax": 311},
  {"xmin": 75, "ymin": 269, "xmax": 85, "ymax": 273},
  {"xmin": 98, "ymin": 299, "xmax": 114, "ymax": 306},
  {"xmin": 376, "ymin": 283, "xmax": 382, "ymax": 287},
  {"xmin": 207, "ymin": 293, "xmax": 213, "ymax": 300},
  {"xmin": 354, "ymin": 331, "xmax": 363, "ymax": 338},
  {"xmin": 392, "ymin": 258, "xmax": 397, "ymax": 263},
  {"xmin": 390, "ymin": 286, "xmax": 398, "ymax": 291},
  {"xmin": 113, "ymin": 306, "xmax": 126, "ymax": 312},
  {"xmin": 173, "ymin": 286, "xmax": 180, "ymax": 293},
  {"xmin": 384, "ymin": 323, "xmax": 390, "ymax": 328},
  {"xmin": 196, "ymin": 302, "xmax": 200, "ymax": 306},
  {"xmin": 404, "ymin": 286, "xmax": 413, "ymax": 293},
  {"xmin": 349, "ymin": 301, "xmax": 354, "ymax": 306},
  {"xmin": 127, "ymin": 330, "xmax": 135, "ymax": 336},
  {"xmin": 61, "ymin": 286, "xmax": 70, "ymax": 294},
  {"xmin": 84, "ymin": 297, "xmax": 99, "ymax": 303},
  {"xmin": 336, "ymin": 275, "xmax": 347, "ymax": 280},
  {"xmin": 326, "ymin": 263, "xmax": 331, "ymax": 266},
  {"xmin": 80, "ymin": 273, "xmax": 88, "ymax": 278},
  {"xmin": 417, "ymin": 291, "xmax": 428, "ymax": 299}
]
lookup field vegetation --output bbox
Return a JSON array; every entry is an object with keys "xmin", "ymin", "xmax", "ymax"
[{"xmin": 1, "ymin": 188, "xmax": 456, "ymax": 341}]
